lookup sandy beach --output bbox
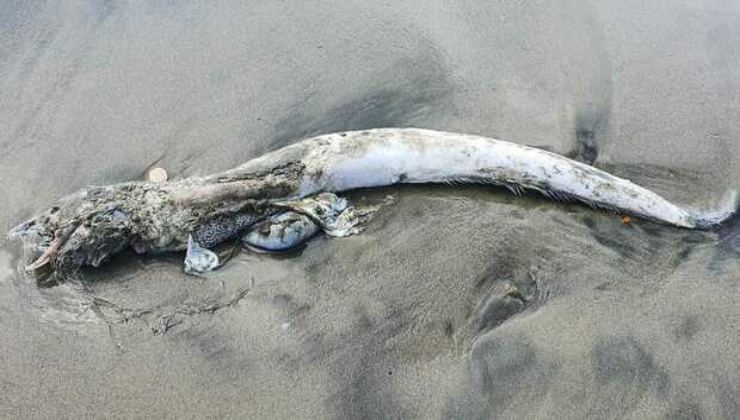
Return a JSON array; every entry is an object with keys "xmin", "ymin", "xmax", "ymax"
[{"xmin": 1, "ymin": 1, "xmax": 738, "ymax": 418}]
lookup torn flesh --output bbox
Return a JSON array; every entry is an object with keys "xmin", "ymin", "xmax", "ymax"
[
  {"xmin": 196, "ymin": 192, "xmax": 378, "ymax": 271},
  {"xmin": 274, "ymin": 192, "xmax": 376, "ymax": 237}
]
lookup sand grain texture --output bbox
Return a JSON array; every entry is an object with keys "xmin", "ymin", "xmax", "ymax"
[{"xmin": 1, "ymin": 1, "xmax": 738, "ymax": 418}]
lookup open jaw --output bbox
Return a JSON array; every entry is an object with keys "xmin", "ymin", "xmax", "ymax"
[{"xmin": 10, "ymin": 209, "xmax": 132, "ymax": 279}]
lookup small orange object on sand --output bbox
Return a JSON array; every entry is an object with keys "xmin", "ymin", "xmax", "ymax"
[{"xmin": 619, "ymin": 215, "xmax": 632, "ymax": 225}]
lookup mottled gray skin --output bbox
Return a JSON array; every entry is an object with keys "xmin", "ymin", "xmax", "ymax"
[
  {"xmin": 9, "ymin": 175, "xmax": 287, "ymax": 274},
  {"xmin": 8, "ymin": 128, "xmax": 736, "ymax": 277}
]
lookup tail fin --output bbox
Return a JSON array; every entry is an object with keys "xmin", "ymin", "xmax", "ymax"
[{"xmin": 690, "ymin": 189, "xmax": 738, "ymax": 229}]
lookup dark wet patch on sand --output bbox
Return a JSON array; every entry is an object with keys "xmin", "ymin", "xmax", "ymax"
[
  {"xmin": 468, "ymin": 334, "xmax": 555, "ymax": 417},
  {"xmin": 321, "ymin": 306, "xmax": 411, "ymax": 419},
  {"xmin": 269, "ymin": 51, "xmax": 454, "ymax": 151},
  {"xmin": 665, "ymin": 401, "xmax": 704, "ymax": 420},
  {"xmin": 713, "ymin": 212, "xmax": 740, "ymax": 258},
  {"xmin": 579, "ymin": 213, "xmax": 714, "ymax": 275},
  {"xmin": 471, "ymin": 262, "xmax": 539, "ymax": 335},
  {"xmin": 173, "ymin": 322, "xmax": 257, "ymax": 379},
  {"xmin": 673, "ymin": 314, "xmax": 701, "ymax": 342},
  {"xmin": 569, "ymin": 108, "xmax": 611, "ymax": 165},
  {"xmin": 591, "ymin": 336, "xmax": 669, "ymax": 394}
]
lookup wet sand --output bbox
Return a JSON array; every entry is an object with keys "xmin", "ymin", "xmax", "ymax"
[{"xmin": 1, "ymin": 1, "xmax": 739, "ymax": 418}]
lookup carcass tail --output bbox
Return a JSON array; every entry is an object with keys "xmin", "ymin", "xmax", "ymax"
[{"xmin": 689, "ymin": 189, "xmax": 738, "ymax": 229}]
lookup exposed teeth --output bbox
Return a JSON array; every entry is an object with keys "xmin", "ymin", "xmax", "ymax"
[
  {"xmin": 25, "ymin": 254, "xmax": 51, "ymax": 271},
  {"xmin": 25, "ymin": 237, "xmax": 62, "ymax": 271}
]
